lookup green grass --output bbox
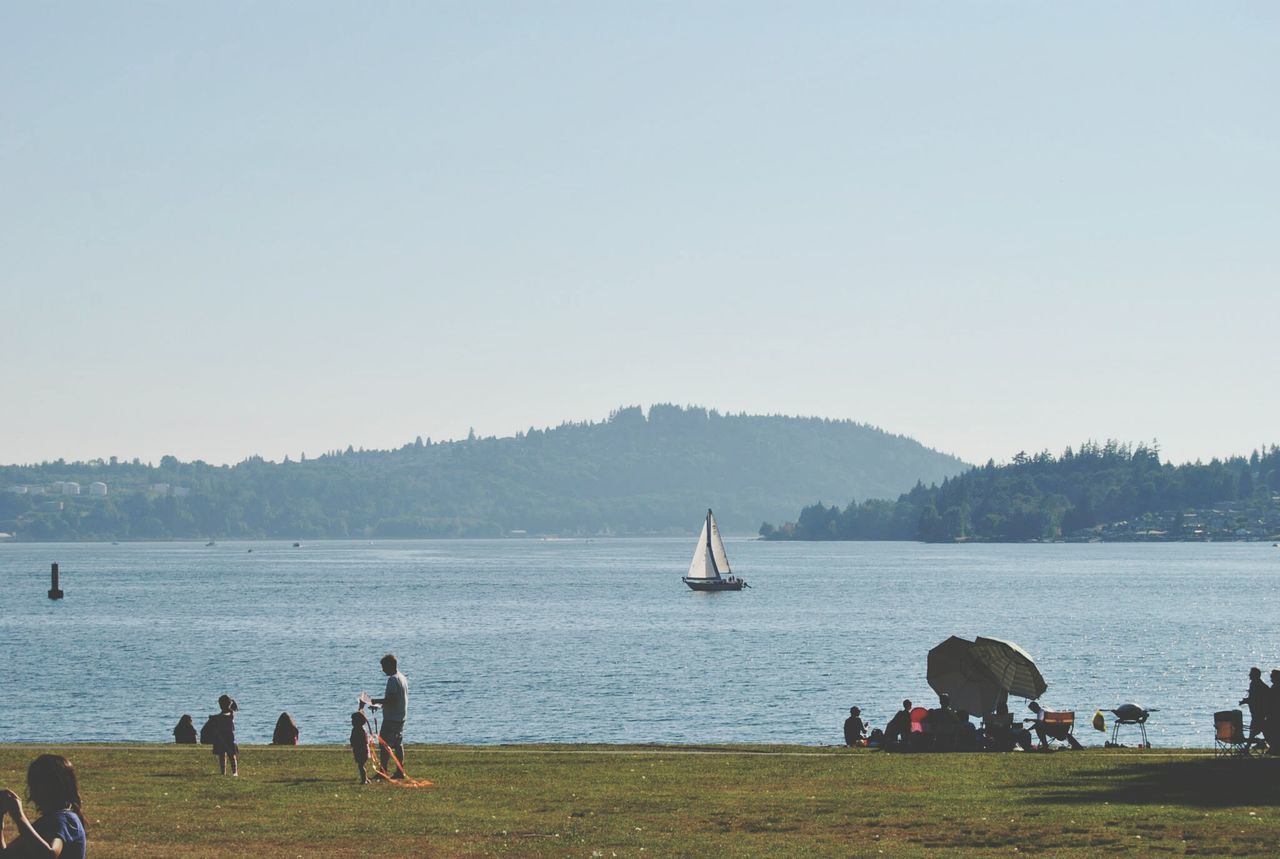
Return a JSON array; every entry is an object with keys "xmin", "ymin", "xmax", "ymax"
[{"xmin": 2, "ymin": 745, "xmax": 1278, "ymax": 857}]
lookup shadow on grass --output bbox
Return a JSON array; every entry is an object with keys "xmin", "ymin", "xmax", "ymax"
[
  {"xmin": 1029, "ymin": 758, "xmax": 1280, "ymax": 808},
  {"xmin": 265, "ymin": 777, "xmax": 344, "ymax": 785}
]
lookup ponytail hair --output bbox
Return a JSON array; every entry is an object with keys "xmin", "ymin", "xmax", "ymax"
[{"xmin": 26, "ymin": 754, "xmax": 85, "ymax": 830}]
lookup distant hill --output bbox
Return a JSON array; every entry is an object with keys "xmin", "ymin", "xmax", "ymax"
[
  {"xmin": 762, "ymin": 441, "xmax": 1280, "ymax": 543},
  {"xmin": 0, "ymin": 405, "xmax": 967, "ymax": 541}
]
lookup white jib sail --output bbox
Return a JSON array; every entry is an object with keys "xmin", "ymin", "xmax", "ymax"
[
  {"xmin": 686, "ymin": 519, "xmax": 720, "ymax": 579},
  {"xmin": 709, "ymin": 513, "xmax": 731, "ymax": 575}
]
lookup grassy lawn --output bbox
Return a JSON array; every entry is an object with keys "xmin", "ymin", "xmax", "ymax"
[{"xmin": 2, "ymin": 745, "xmax": 1278, "ymax": 857}]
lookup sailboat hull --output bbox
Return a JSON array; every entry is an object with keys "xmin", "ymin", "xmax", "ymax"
[{"xmin": 682, "ymin": 577, "xmax": 745, "ymax": 592}]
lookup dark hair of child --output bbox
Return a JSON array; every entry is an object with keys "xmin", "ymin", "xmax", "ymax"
[{"xmin": 27, "ymin": 753, "xmax": 85, "ymax": 830}]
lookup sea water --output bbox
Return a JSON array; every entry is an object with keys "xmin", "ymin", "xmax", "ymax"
[{"xmin": 1, "ymin": 539, "xmax": 1276, "ymax": 748}]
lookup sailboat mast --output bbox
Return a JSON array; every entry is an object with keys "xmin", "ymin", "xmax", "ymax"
[{"xmin": 706, "ymin": 509, "xmax": 720, "ymax": 577}]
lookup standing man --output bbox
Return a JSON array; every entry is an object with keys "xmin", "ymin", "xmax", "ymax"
[
  {"xmin": 1268, "ymin": 670, "xmax": 1280, "ymax": 754},
  {"xmin": 372, "ymin": 653, "xmax": 409, "ymax": 778},
  {"xmin": 1239, "ymin": 667, "xmax": 1269, "ymax": 749}
]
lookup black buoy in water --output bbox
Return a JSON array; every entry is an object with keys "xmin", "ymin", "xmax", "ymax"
[{"xmin": 48, "ymin": 563, "xmax": 64, "ymax": 600}]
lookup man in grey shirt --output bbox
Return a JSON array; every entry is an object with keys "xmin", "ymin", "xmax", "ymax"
[{"xmin": 371, "ymin": 653, "xmax": 409, "ymax": 778}]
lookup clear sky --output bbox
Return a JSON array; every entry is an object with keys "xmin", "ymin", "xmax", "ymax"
[{"xmin": 3, "ymin": 2, "xmax": 1277, "ymax": 467}]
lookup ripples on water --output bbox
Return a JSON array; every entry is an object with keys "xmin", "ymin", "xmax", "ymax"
[{"xmin": 1, "ymin": 539, "xmax": 1276, "ymax": 747}]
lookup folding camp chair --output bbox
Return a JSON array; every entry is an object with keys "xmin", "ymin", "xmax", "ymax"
[
  {"xmin": 1214, "ymin": 709, "xmax": 1254, "ymax": 759},
  {"xmin": 1036, "ymin": 710, "xmax": 1077, "ymax": 749}
]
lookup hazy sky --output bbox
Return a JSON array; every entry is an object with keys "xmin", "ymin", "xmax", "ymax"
[{"xmin": 4, "ymin": 2, "xmax": 1277, "ymax": 467}]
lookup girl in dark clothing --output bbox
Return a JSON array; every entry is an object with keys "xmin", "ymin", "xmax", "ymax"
[
  {"xmin": 208, "ymin": 695, "xmax": 239, "ymax": 776},
  {"xmin": 350, "ymin": 712, "xmax": 372, "ymax": 784}
]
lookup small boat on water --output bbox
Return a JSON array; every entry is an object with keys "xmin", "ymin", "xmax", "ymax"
[{"xmin": 683, "ymin": 509, "xmax": 748, "ymax": 591}]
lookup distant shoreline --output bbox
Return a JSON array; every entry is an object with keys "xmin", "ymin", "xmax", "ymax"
[{"xmin": 2, "ymin": 534, "xmax": 1277, "ymax": 545}]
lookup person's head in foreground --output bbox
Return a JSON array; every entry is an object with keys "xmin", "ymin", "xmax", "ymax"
[
  {"xmin": 352, "ymin": 712, "xmax": 366, "ymax": 728},
  {"xmin": 902, "ymin": 699, "xmax": 912, "ymax": 711},
  {"xmin": 0, "ymin": 754, "xmax": 88, "ymax": 859},
  {"xmin": 1249, "ymin": 667, "xmax": 1261, "ymax": 680},
  {"xmin": 849, "ymin": 707, "xmax": 860, "ymax": 717},
  {"xmin": 1028, "ymin": 701, "xmax": 1042, "ymax": 714},
  {"xmin": 26, "ymin": 754, "xmax": 83, "ymax": 823},
  {"xmin": 381, "ymin": 654, "xmax": 398, "ymax": 676},
  {"xmin": 218, "ymin": 694, "xmax": 236, "ymax": 714}
]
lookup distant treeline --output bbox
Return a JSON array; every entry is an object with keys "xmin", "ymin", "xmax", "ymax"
[
  {"xmin": 0, "ymin": 405, "xmax": 967, "ymax": 541},
  {"xmin": 761, "ymin": 442, "xmax": 1280, "ymax": 542}
]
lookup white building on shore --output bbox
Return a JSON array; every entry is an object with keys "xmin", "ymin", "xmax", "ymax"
[{"xmin": 89, "ymin": 482, "xmax": 108, "ymax": 496}]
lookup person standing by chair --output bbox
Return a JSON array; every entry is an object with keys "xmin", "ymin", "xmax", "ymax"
[
  {"xmin": 1267, "ymin": 670, "xmax": 1280, "ymax": 754},
  {"xmin": 371, "ymin": 653, "xmax": 409, "ymax": 778},
  {"xmin": 1239, "ymin": 667, "xmax": 1269, "ymax": 749}
]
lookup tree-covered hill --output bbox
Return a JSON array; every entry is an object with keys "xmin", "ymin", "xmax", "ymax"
[
  {"xmin": 0, "ymin": 405, "xmax": 967, "ymax": 541},
  {"xmin": 762, "ymin": 442, "xmax": 1280, "ymax": 543}
]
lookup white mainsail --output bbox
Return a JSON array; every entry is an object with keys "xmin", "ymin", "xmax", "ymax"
[
  {"xmin": 686, "ymin": 517, "xmax": 721, "ymax": 580},
  {"xmin": 709, "ymin": 512, "xmax": 731, "ymax": 575}
]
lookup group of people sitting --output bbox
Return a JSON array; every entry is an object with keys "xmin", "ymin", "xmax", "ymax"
[
  {"xmin": 172, "ymin": 709, "xmax": 299, "ymax": 748},
  {"xmin": 843, "ymin": 695, "xmax": 1083, "ymax": 752}
]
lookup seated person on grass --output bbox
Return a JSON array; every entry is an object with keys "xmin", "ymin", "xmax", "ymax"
[
  {"xmin": 955, "ymin": 709, "xmax": 979, "ymax": 751},
  {"xmin": 883, "ymin": 700, "xmax": 914, "ymax": 750},
  {"xmin": 926, "ymin": 693, "xmax": 960, "ymax": 730},
  {"xmin": 843, "ymin": 707, "xmax": 867, "ymax": 747},
  {"xmin": 272, "ymin": 712, "xmax": 299, "ymax": 746},
  {"xmin": 923, "ymin": 693, "xmax": 963, "ymax": 750},
  {"xmin": 173, "ymin": 714, "xmax": 198, "ymax": 745}
]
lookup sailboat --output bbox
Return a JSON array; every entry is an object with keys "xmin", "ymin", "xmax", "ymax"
[{"xmin": 683, "ymin": 509, "xmax": 748, "ymax": 591}]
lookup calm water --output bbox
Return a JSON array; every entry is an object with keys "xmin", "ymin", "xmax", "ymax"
[{"xmin": 1, "ymin": 539, "xmax": 1276, "ymax": 748}]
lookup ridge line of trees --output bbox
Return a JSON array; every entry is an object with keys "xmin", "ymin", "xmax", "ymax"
[
  {"xmin": 761, "ymin": 441, "xmax": 1280, "ymax": 543},
  {"xmin": 1, "ymin": 404, "xmax": 968, "ymax": 541}
]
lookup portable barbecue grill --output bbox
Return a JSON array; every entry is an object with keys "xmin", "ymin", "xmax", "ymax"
[{"xmin": 1109, "ymin": 703, "xmax": 1154, "ymax": 747}]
